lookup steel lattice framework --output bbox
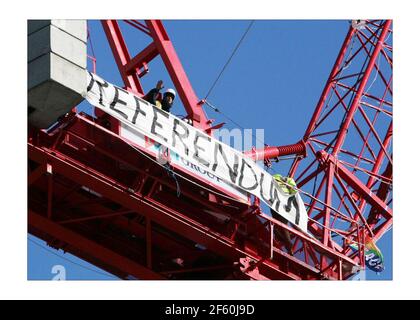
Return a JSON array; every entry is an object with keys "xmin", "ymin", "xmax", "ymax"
[
  {"xmin": 287, "ymin": 20, "xmax": 393, "ymax": 270},
  {"xmin": 28, "ymin": 19, "xmax": 392, "ymax": 280}
]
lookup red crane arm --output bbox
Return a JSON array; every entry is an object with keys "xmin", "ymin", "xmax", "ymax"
[{"xmin": 101, "ymin": 20, "xmax": 210, "ymax": 131}]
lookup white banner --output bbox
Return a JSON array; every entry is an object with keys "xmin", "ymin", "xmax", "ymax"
[
  {"xmin": 84, "ymin": 72, "xmax": 308, "ymax": 232},
  {"xmin": 120, "ymin": 122, "xmax": 250, "ymax": 202}
]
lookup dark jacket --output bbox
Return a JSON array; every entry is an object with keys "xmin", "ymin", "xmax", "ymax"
[{"xmin": 143, "ymin": 88, "xmax": 161, "ymax": 106}]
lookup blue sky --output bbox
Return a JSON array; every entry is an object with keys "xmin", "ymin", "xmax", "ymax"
[{"xmin": 28, "ymin": 20, "xmax": 392, "ymax": 280}]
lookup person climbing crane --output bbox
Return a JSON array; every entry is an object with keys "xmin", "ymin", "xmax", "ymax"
[{"xmin": 144, "ymin": 80, "xmax": 176, "ymax": 113}]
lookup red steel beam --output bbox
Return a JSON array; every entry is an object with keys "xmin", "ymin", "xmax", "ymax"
[
  {"xmin": 28, "ymin": 143, "xmax": 297, "ymax": 280},
  {"xmin": 30, "ymin": 132, "xmax": 360, "ymax": 278},
  {"xmin": 146, "ymin": 20, "xmax": 210, "ymax": 130},
  {"xmin": 373, "ymin": 217, "xmax": 392, "ymax": 242},
  {"xmin": 332, "ymin": 20, "xmax": 392, "ymax": 156},
  {"xmin": 29, "ymin": 210, "xmax": 165, "ymax": 280},
  {"xmin": 28, "ymin": 162, "xmax": 47, "ymax": 185},
  {"xmin": 123, "ymin": 42, "xmax": 158, "ymax": 75},
  {"xmin": 358, "ymin": 122, "xmax": 393, "ymax": 215},
  {"xmin": 47, "ymin": 170, "xmax": 53, "ymax": 219},
  {"xmin": 323, "ymin": 163, "xmax": 334, "ymax": 247},
  {"xmin": 101, "ymin": 20, "xmax": 144, "ymax": 94},
  {"xmin": 146, "ymin": 217, "xmax": 152, "ymax": 269},
  {"xmin": 51, "ymin": 184, "xmax": 201, "ymax": 262},
  {"xmin": 29, "ymin": 143, "xmax": 361, "ymax": 279},
  {"xmin": 304, "ymin": 27, "xmax": 356, "ymax": 141},
  {"xmin": 336, "ymin": 82, "xmax": 392, "ymax": 108},
  {"xmin": 244, "ymin": 141, "xmax": 306, "ymax": 161},
  {"xmin": 289, "ymin": 26, "xmax": 357, "ymax": 177},
  {"xmin": 367, "ymin": 160, "xmax": 392, "ymax": 227},
  {"xmin": 101, "ymin": 20, "xmax": 210, "ymax": 131},
  {"xmin": 318, "ymin": 150, "xmax": 392, "ymax": 220}
]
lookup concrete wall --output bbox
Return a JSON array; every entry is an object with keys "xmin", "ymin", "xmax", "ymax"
[{"xmin": 28, "ymin": 20, "xmax": 87, "ymax": 128}]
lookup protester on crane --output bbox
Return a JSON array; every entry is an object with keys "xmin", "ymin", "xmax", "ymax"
[
  {"xmin": 351, "ymin": 19, "xmax": 367, "ymax": 30},
  {"xmin": 270, "ymin": 174, "xmax": 299, "ymax": 255},
  {"xmin": 144, "ymin": 80, "xmax": 164, "ymax": 109},
  {"xmin": 273, "ymin": 174, "xmax": 297, "ymax": 196},
  {"xmin": 161, "ymin": 88, "xmax": 176, "ymax": 113},
  {"xmin": 144, "ymin": 80, "xmax": 176, "ymax": 113}
]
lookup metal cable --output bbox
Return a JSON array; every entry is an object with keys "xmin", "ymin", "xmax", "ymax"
[
  {"xmin": 204, "ymin": 20, "xmax": 255, "ymax": 100},
  {"xmin": 204, "ymin": 100, "xmax": 270, "ymax": 150}
]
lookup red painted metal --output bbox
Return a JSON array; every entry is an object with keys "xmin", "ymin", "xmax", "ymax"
[
  {"xmin": 146, "ymin": 20, "xmax": 210, "ymax": 130},
  {"xmin": 28, "ymin": 113, "xmax": 358, "ymax": 280},
  {"xmin": 28, "ymin": 19, "xmax": 392, "ymax": 280},
  {"xmin": 332, "ymin": 21, "xmax": 391, "ymax": 156},
  {"xmin": 284, "ymin": 19, "xmax": 393, "ymax": 269},
  {"xmin": 101, "ymin": 20, "xmax": 144, "ymax": 95},
  {"xmin": 29, "ymin": 210, "xmax": 165, "ymax": 280},
  {"xmin": 244, "ymin": 140, "xmax": 306, "ymax": 161},
  {"xmin": 101, "ymin": 20, "xmax": 210, "ymax": 131}
]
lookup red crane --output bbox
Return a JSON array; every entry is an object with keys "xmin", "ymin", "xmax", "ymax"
[{"xmin": 28, "ymin": 19, "xmax": 392, "ymax": 280}]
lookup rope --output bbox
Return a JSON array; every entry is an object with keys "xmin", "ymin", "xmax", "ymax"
[
  {"xmin": 200, "ymin": 20, "xmax": 282, "ymax": 164},
  {"xmin": 204, "ymin": 100, "xmax": 301, "ymax": 171},
  {"xmin": 201, "ymin": 20, "xmax": 301, "ymax": 166},
  {"xmin": 163, "ymin": 162, "xmax": 181, "ymax": 197},
  {"xmin": 204, "ymin": 100, "xmax": 270, "ymax": 151},
  {"xmin": 85, "ymin": 96, "xmax": 249, "ymax": 204},
  {"xmin": 156, "ymin": 144, "xmax": 181, "ymax": 197},
  {"xmin": 28, "ymin": 237, "xmax": 117, "ymax": 279},
  {"xmin": 129, "ymin": 143, "xmax": 246, "ymax": 204},
  {"xmin": 204, "ymin": 20, "xmax": 255, "ymax": 100}
]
